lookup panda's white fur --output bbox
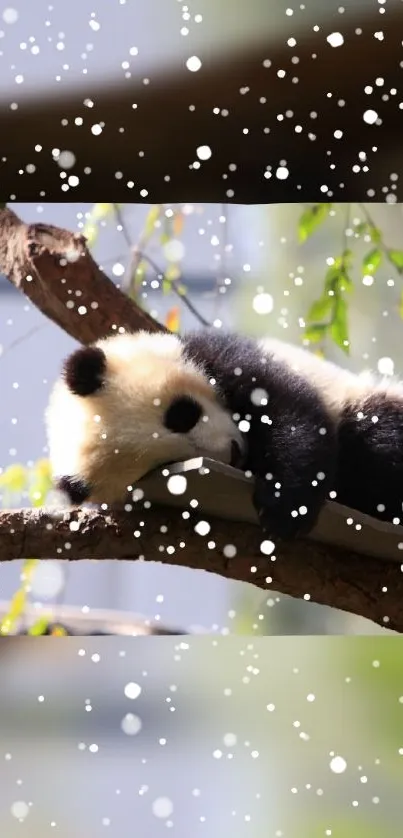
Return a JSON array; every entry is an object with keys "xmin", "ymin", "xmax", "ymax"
[
  {"xmin": 46, "ymin": 330, "xmax": 245, "ymax": 505},
  {"xmin": 258, "ymin": 336, "xmax": 403, "ymax": 421}
]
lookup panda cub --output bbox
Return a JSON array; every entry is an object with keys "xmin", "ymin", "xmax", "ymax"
[{"xmin": 46, "ymin": 328, "xmax": 403, "ymax": 542}]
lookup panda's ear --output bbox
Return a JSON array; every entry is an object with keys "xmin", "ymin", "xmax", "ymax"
[{"xmin": 63, "ymin": 346, "xmax": 107, "ymax": 396}]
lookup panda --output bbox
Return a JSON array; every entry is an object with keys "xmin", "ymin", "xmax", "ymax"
[{"xmin": 45, "ymin": 327, "xmax": 403, "ymax": 542}]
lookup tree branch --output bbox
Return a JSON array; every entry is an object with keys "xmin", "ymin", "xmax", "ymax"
[
  {"xmin": 0, "ymin": 504, "xmax": 401, "ymax": 632},
  {"xmin": 0, "ymin": 207, "xmax": 165, "ymax": 344}
]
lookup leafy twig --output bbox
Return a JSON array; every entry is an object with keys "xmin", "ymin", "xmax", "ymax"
[
  {"xmin": 138, "ymin": 250, "xmax": 211, "ymax": 328},
  {"xmin": 299, "ymin": 203, "xmax": 403, "ymax": 353},
  {"xmin": 302, "ymin": 203, "xmax": 352, "ymax": 354},
  {"xmin": 113, "ymin": 204, "xmax": 211, "ymax": 328}
]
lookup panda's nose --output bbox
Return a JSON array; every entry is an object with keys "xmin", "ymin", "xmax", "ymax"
[{"xmin": 230, "ymin": 439, "xmax": 243, "ymax": 468}]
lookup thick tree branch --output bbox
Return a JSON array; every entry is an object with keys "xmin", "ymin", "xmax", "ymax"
[
  {"xmin": 0, "ymin": 504, "xmax": 401, "ymax": 633},
  {"xmin": 0, "ymin": 207, "xmax": 165, "ymax": 344}
]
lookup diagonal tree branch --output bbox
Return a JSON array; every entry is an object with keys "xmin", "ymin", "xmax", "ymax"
[
  {"xmin": 0, "ymin": 206, "xmax": 165, "ymax": 344},
  {"xmin": 0, "ymin": 504, "xmax": 401, "ymax": 633}
]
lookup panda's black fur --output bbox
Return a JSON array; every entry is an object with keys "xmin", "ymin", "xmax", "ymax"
[
  {"xmin": 46, "ymin": 328, "xmax": 403, "ymax": 543},
  {"xmin": 181, "ymin": 330, "xmax": 338, "ymax": 541}
]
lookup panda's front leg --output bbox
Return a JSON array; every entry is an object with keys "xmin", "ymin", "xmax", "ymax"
[{"xmin": 246, "ymin": 402, "xmax": 338, "ymax": 542}]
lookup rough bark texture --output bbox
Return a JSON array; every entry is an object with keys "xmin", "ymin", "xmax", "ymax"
[
  {"xmin": 0, "ymin": 505, "xmax": 402, "ymax": 633},
  {"xmin": 0, "ymin": 207, "xmax": 165, "ymax": 344}
]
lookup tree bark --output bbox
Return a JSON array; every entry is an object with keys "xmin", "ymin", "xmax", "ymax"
[
  {"xmin": 0, "ymin": 504, "xmax": 401, "ymax": 633},
  {"xmin": 0, "ymin": 207, "xmax": 165, "ymax": 344}
]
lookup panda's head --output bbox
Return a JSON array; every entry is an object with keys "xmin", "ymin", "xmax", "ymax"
[{"xmin": 46, "ymin": 331, "xmax": 245, "ymax": 506}]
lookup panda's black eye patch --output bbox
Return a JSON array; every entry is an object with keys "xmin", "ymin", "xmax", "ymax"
[
  {"xmin": 63, "ymin": 346, "xmax": 107, "ymax": 397},
  {"xmin": 163, "ymin": 396, "xmax": 203, "ymax": 433}
]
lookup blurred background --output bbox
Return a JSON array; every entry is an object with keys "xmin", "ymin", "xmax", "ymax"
[
  {"xmin": 0, "ymin": 635, "xmax": 402, "ymax": 838},
  {"xmin": 1, "ymin": 200, "xmax": 403, "ymax": 636}
]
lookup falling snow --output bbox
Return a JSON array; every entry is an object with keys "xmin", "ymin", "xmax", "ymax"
[
  {"xmin": 124, "ymin": 682, "xmax": 142, "ymax": 700},
  {"xmin": 121, "ymin": 713, "xmax": 142, "ymax": 735},
  {"xmin": 196, "ymin": 145, "xmax": 212, "ymax": 161},
  {"xmin": 152, "ymin": 797, "xmax": 174, "ymax": 818},
  {"xmin": 252, "ymin": 293, "xmax": 274, "ymax": 315},
  {"xmin": 330, "ymin": 756, "xmax": 347, "ymax": 773},
  {"xmin": 363, "ymin": 109, "xmax": 378, "ymax": 125},
  {"xmin": 326, "ymin": 32, "xmax": 344, "ymax": 47},
  {"xmin": 186, "ymin": 55, "xmax": 202, "ymax": 72}
]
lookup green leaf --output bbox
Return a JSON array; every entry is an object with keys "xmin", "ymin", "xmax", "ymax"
[
  {"xmin": 362, "ymin": 248, "xmax": 382, "ymax": 276},
  {"xmin": 388, "ymin": 249, "xmax": 403, "ymax": 274},
  {"xmin": 306, "ymin": 295, "xmax": 334, "ymax": 324},
  {"xmin": 335, "ymin": 273, "xmax": 353, "ymax": 294},
  {"xmin": 324, "ymin": 265, "xmax": 342, "ymax": 293},
  {"xmin": 341, "ymin": 248, "xmax": 354, "ymax": 271},
  {"xmin": 134, "ymin": 260, "xmax": 147, "ymax": 283},
  {"xmin": 368, "ymin": 225, "xmax": 382, "ymax": 244},
  {"xmin": 304, "ymin": 324, "xmax": 328, "ymax": 344},
  {"xmin": 144, "ymin": 205, "xmax": 161, "ymax": 238},
  {"xmin": 28, "ymin": 617, "xmax": 51, "ymax": 636},
  {"xmin": 91, "ymin": 203, "xmax": 114, "ymax": 221},
  {"xmin": 330, "ymin": 297, "xmax": 349, "ymax": 353},
  {"xmin": 354, "ymin": 221, "xmax": 368, "ymax": 236},
  {"xmin": 298, "ymin": 203, "xmax": 332, "ymax": 243},
  {"xmin": 0, "ymin": 464, "xmax": 28, "ymax": 494},
  {"xmin": 324, "ymin": 257, "xmax": 353, "ymax": 296},
  {"xmin": 82, "ymin": 222, "xmax": 98, "ymax": 247},
  {"xmin": 165, "ymin": 265, "xmax": 180, "ymax": 283}
]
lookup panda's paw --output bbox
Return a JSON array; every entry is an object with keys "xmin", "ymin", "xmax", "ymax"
[
  {"xmin": 252, "ymin": 476, "xmax": 322, "ymax": 542},
  {"xmin": 56, "ymin": 475, "xmax": 92, "ymax": 505}
]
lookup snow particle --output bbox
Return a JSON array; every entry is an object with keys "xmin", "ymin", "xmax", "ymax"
[
  {"xmin": 112, "ymin": 262, "xmax": 125, "ymax": 277},
  {"xmin": 196, "ymin": 145, "xmax": 212, "ymax": 160},
  {"xmin": 330, "ymin": 755, "xmax": 347, "ymax": 773},
  {"xmin": 167, "ymin": 475, "xmax": 187, "ymax": 495},
  {"xmin": 363, "ymin": 109, "xmax": 378, "ymax": 125},
  {"xmin": 377, "ymin": 357, "xmax": 394, "ymax": 376},
  {"xmin": 163, "ymin": 239, "xmax": 185, "ymax": 262},
  {"xmin": 121, "ymin": 713, "xmax": 142, "ymax": 735},
  {"xmin": 194, "ymin": 520, "xmax": 211, "ymax": 536},
  {"xmin": 186, "ymin": 56, "xmax": 202, "ymax": 72},
  {"xmin": 252, "ymin": 293, "xmax": 274, "ymax": 315},
  {"xmin": 57, "ymin": 150, "xmax": 76, "ymax": 169},
  {"xmin": 124, "ymin": 682, "xmax": 142, "ymax": 700},
  {"xmin": 152, "ymin": 797, "xmax": 174, "ymax": 819},
  {"xmin": 11, "ymin": 801, "xmax": 29, "ymax": 820},
  {"xmin": 260, "ymin": 540, "xmax": 275, "ymax": 555},
  {"xmin": 250, "ymin": 388, "xmax": 269, "ymax": 406},
  {"xmin": 30, "ymin": 561, "xmax": 65, "ymax": 598},
  {"xmin": 223, "ymin": 732, "xmax": 237, "ymax": 747},
  {"xmin": 327, "ymin": 32, "xmax": 344, "ymax": 47},
  {"xmin": 2, "ymin": 7, "xmax": 18, "ymax": 24}
]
